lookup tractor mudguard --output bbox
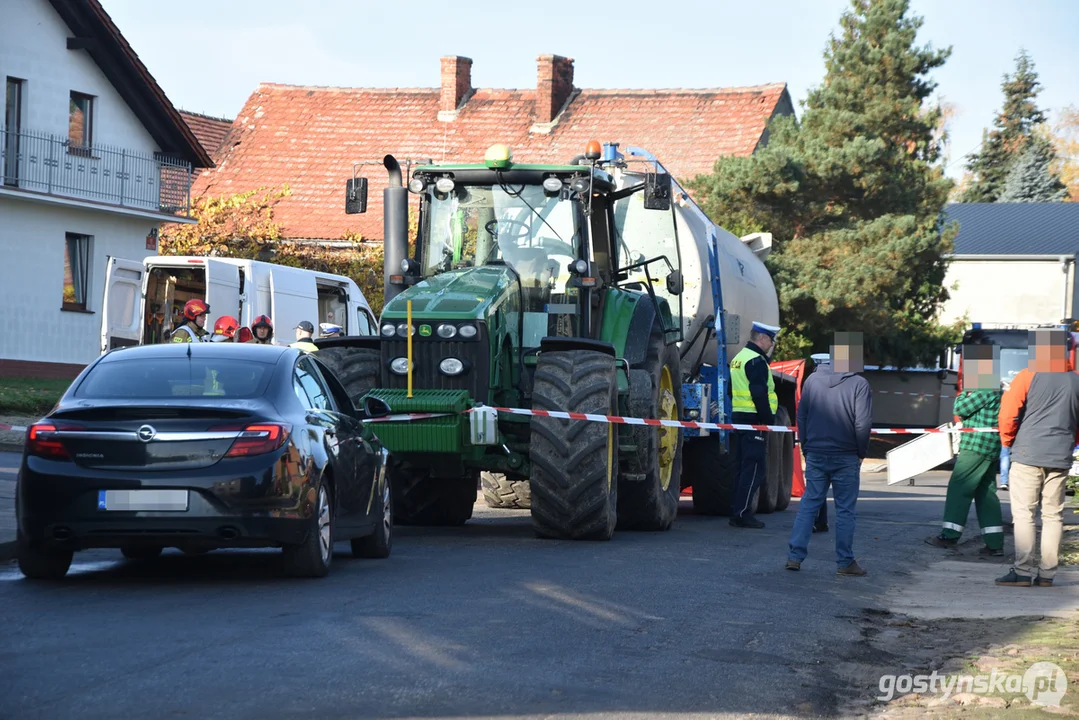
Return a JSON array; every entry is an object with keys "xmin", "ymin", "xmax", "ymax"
[
  {"xmin": 312, "ymin": 335, "xmax": 381, "ymax": 352},
  {"xmin": 539, "ymin": 336, "xmax": 616, "ymax": 357}
]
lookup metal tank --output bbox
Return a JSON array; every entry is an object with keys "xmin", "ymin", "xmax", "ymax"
[{"xmin": 608, "ymin": 150, "xmax": 779, "ymax": 377}]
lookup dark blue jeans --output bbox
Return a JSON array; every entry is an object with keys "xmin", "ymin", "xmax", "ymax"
[{"xmin": 788, "ymin": 453, "xmax": 861, "ymax": 568}]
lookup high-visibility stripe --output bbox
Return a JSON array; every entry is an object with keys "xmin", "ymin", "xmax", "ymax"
[
  {"xmin": 982, "ymin": 526, "xmax": 1005, "ymax": 535},
  {"xmin": 942, "ymin": 521, "xmax": 964, "ymax": 533}
]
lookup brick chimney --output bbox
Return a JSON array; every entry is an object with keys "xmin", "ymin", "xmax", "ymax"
[
  {"xmin": 439, "ymin": 55, "xmax": 473, "ymax": 121},
  {"xmin": 535, "ymin": 54, "xmax": 574, "ymax": 125}
]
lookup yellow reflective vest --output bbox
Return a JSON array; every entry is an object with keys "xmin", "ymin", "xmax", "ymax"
[
  {"xmin": 290, "ymin": 340, "xmax": 319, "ymax": 353},
  {"xmin": 730, "ymin": 346, "xmax": 777, "ymax": 416}
]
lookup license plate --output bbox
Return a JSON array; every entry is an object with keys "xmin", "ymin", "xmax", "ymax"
[{"xmin": 98, "ymin": 490, "xmax": 189, "ymax": 512}]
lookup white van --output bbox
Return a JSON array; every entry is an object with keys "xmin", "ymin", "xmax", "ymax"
[{"xmin": 100, "ymin": 255, "xmax": 378, "ymax": 351}]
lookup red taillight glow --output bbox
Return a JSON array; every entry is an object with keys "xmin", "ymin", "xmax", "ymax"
[
  {"xmin": 219, "ymin": 423, "xmax": 290, "ymax": 458},
  {"xmin": 27, "ymin": 424, "xmax": 69, "ymax": 459}
]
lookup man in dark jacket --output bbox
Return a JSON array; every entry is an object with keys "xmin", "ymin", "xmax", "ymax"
[
  {"xmin": 995, "ymin": 329, "xmax": 1079, "ymax": 587},
  {"xmin": 786, "ymin": 332, "xmax": 872, "ymax": 576},
  {"xmin": 728, "ymin": 321, "xmax": 780, "ymax": 528}
]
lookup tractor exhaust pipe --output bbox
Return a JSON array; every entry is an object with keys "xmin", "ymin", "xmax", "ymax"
[{"xmin": 383, "ymin": 155, "xmax": 408, "ymax": 305}]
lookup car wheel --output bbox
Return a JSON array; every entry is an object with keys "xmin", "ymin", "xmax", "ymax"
[
  {"xmin": 352, "ymin": 476, "xmax": 392, "ymax": 559},
  {"xmin": 17, "ymin": 532, "xmax": 73, "ymax": 580},
  {"xmin": 282, "ymin": 482, "xmax": 333, "ymax": 578},
  {"xmin": 121, "ymin": 545, "xmax": 164, "ymax": 561}
]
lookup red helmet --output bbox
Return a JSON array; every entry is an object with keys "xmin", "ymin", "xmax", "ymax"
[
  {"xmin": 213, "ymin": 315, "xmax": 239, "ymax": 338},
  {"xmin": 183, "ymin": 299, "xmax": 210, "ymax": 321},
  {"xmin": 252, "ymin": 315, "xmax": 273, "ymax": 331},
  {"xmin": 238, "ymin": 327, "xmax": 254, "ymax": 343}
]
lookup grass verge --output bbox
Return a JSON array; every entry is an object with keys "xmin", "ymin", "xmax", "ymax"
[{"xmin": 0, "ymin": 377, "xmax": 72, "ymax": 416}]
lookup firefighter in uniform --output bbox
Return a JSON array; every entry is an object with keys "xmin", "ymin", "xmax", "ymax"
[
  {"xmin": 729, "ymin": 321, "xmax": 780, "ymax": 528},
  {"xmin": 290, "ymin": 320, "xmax": 319, "ymax": 353},
  {"xmin": 171, "ymin": 299, "xmax": 210, "ymax": 343},
  {"xmin": 250, "ymin": 315, "xmax": 275, "ymax": 345},
  {"xmin": 211, "ymin": 315, "xmax": 239, "ymax": 342}
]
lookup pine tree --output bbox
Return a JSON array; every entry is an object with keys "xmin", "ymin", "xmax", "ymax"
[
  {"xmin": 962, "ymin": 49, "xmax": 1047, "ymax": 202},
  {"xmin": 689, "ymin": 0, "xmax": 957, "ymax": 366},
  {"xmin": 999, "ymin": 134, "xmax": 1069, "ymax": 202}
]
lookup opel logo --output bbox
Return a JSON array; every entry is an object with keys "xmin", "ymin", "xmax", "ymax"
[{"xmin": 137, "ymin": 425, "xmax": 157, "ymax": 443}]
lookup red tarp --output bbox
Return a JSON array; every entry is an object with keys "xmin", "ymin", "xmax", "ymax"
[{"xmin": 771, "ymin": 358, "xmax": 807, "ymax": 497}]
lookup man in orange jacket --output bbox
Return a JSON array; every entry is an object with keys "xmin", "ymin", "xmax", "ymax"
[{"xmin": 996, "ymin": 329, "xmax": 1079, "ymax": 588}]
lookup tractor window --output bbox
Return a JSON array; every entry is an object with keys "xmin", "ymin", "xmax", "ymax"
[{"xmin": 423, "ymin": 184, "xmax": 583, "ymax": 346}]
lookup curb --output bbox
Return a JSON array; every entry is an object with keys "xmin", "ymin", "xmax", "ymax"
[{"xmin": 0, "ymin": 442, "xmax": 24, "ymax": 454}]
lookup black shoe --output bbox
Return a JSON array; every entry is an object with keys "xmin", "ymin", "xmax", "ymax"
[
  {"xmin": 925, "ymin": 534, "xmax": 958, "ymax": 548},
  {"xmin": 730, "ymin": 516, "xmax": 765, "ymax": 529},
  {"xmin": 813, "ymin": 523, "xmax": 829, "ymax": 533},
  {"xmin": 995, "ymin": 569, "xmax": 1033, "ymax": 587},
  {"xmin": 978, "ymin": 546, "xmax": 1004, "ymax": 558}
]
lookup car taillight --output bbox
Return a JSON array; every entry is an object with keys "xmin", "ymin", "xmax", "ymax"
[
  {"xmin": 219, "ymin": 423, "xmax": 290, "ymax": 458},
  {"xmin": 27, "ymin": 424, "xmax": 70, "ymax": 459}
]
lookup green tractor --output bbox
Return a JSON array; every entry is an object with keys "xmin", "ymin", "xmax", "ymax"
[{"xmin": 319, "ymin": 142, "xmax": 686, "ymax": 540}]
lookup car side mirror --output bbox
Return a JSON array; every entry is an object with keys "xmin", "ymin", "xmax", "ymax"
[
  {"xmin": 362, "ymin": 395, "xmax": 391, "ymax": 418},
  {"xmin": 345, "ymin": 177, "xmax": 368, "ymax": 214},
  {"xmin": 666, "ymin": 269, "xmax": 683, "ymax": 295},
  {"xmin": 644, "ymin": 172, "xmax": 671, "ymax": 211}
]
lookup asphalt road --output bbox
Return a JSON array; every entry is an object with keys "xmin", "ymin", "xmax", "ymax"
[{"xmin": 0, "ymin": 458, "xmax": 995, "ymax": 720}]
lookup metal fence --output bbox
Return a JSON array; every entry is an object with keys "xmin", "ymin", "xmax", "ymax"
[{"xmin": 1, "ymin": 126, "xmax": 192, "ymax": 215}]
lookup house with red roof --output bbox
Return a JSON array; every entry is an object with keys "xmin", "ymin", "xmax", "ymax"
[
  {"xmin": 193, "ymin": 55, "xmax": 794, "ymax": 242},
  {"xmin": 178, "ymin": 110, "xmax": 233, "ymax": 176}
]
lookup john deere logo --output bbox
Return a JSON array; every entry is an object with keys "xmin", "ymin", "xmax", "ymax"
[{"xmin": 419, "ymin": 324, "xmax": 432, "ymax": 337}]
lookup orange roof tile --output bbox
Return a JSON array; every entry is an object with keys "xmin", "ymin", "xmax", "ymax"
[
  {"xmin": 179, "ymin": 110, "xmax": 234, "ymax": 176},
  {"xmin": 193, "ymin": 79, "xmax": 791, "ymax": 240}
]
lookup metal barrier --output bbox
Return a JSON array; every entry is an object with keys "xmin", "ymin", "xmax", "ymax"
[{"xmin": 0, "ymin": 126, "xmax": 191, "ymax": 215}]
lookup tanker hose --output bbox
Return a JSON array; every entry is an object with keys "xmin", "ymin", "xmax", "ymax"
[{"xmin": 680, "ymin": 315, "xmax": 715, "ymax": 360}]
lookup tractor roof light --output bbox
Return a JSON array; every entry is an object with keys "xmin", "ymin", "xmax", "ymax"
[
  {"xmin": 435, "ymin": 177, "xmax": 455, "ymax": 194},
  {"xmin": 542, "ymin": 177, "xmax": 563, "ymax": 195},
  {"xmin": 408, "ymin": 177, "xmax": 426, "ymax": 194},
  {"xmin": 584, "ymin": 140, "xmax": 602, "ymax": 161},
  {"xmin": 484, "ymin": 144, "xmax": 513, "ymax": 169}
]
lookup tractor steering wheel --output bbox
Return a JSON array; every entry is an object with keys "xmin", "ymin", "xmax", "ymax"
[{"xmin": 484, "ymin": 218, "xmax": 531, "ymax": 241}]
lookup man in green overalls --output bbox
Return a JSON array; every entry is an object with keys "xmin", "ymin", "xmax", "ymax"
[{"xmin": 729, "ymin": 321, "xmax": 780, "ymax": 528}]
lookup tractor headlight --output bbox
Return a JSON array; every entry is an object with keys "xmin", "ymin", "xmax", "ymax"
[
  {"xmin": 435, "ymin": 177, "xmax": 455, "ymax": 194},
  {"xmin": 380, "ymin": 323, "xmax": 396, "ymax": 338},
  {"xmin": 439, "ymin": 358, "xmax": 465, "ymax": 376},
  {"xmin": 396, "ymin": 323, "xmax": 414, "ymax": 338},
  {"xmin": 407, "ymin": 177, "xmax": 426, "ymax": 194},
  {"xmin": 458, "ymin": 324, "xmax": 478, "ymax": 339},
  {"xmin": 390, "ymin": 357, "xmax": 411, "ymax": 375},
  {"xmin": 436, "ymin": 323, "xmax": 457, "ymax": 339}
]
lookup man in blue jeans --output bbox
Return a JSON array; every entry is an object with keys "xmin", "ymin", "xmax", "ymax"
[{"xmin": 786, "ymin": 332, "xmax": 873, "ymax": 576}]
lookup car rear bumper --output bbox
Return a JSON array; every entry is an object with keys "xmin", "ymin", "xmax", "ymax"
[{"xmin": 20, "ymin": 514, "xmax": 309, "ymax": 551}]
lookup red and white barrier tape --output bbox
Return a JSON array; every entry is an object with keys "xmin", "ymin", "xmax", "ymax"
[
  {"xmin": 474, "ymin": 406, "xmax": 996, "ymax": 435},
  {"xmin": 0, "ymin": 423, "xmax": 27, "ymax": 433},
  {"xmin": 874, "ymin": 390, "xmax": 956, "ymax": 399}
]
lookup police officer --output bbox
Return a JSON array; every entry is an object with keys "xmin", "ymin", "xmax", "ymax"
[
  {"xmin": 729, "ymin": 321, "xmax": 780, "ymax": 528},
  {"xmin": 319, "ymin": 322, "xmax": 343, "ymax": 338},
  {"xmin": 290, "ymin": 320, "xmax": 319, "ymax": 353},
  {"xmin": 171, "ymin": 299, "xmax": 210, "ymax": 343}
]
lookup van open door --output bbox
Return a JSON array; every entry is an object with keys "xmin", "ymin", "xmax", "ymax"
[{"xmin": 100, "ymin": 256, "xmax": 145, "ymax": 353}]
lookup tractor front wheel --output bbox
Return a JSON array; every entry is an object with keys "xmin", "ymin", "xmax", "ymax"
[
  {"xmin": 529, "ymin": 349, "xmax": 619, "ymax": 540},
  {"xmin": 481, "ymin": 472, "xmax": 531, "ymax": 509}
]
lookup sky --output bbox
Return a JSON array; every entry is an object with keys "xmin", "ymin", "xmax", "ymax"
[{"xmin": 102, "ymin": 0, "xmax": 1078, "ymax": 179}]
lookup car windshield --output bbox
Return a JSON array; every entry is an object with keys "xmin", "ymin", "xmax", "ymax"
[
  {"xmin": 422, "ymin": 184, "xmax": 580, "ymax": 284},
  {"xmin": 76, "ymin": 358, "xmax": 273, "ymax": 399},
  {"xmin": 999, "ymin": 348, "xmax": 1028, "ymax": 383}
]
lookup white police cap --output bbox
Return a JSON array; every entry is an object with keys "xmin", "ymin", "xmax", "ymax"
[{"xmin": 751, "ymin": 321, "xmax": 780, "ymax": 339}]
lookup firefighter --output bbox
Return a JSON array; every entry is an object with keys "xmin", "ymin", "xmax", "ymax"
[
  {"xmin": 211, "ymin": 315, "xmax": 240, "ymax": 342},
  {"xmin": 250, "ymin": 315, "xmax": 275, "ymax": 345},
  {"xmin": 170, "ymin": 299, "xmax": 210, "ymax": 343},
  {"xmin": 237, "ymin": 327, "xmax": 254, "ymax": 343},
  {"xmin": 729, "ymin": 321, "xmax": 780, "ymax": 528},
  {"xmin": 290, "ymin": 320, "xmax": 319, "ymax": 353}
]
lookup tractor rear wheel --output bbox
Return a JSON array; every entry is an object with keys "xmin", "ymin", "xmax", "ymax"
[
  {"xmin": 685, "ymin": 435, "xmax": 738, "ymax": 515},
  {"xmin": 392, "ymin": 470, "xmax": 476, "ymax": 527},
  {"xmin": 529, "ymin": 349, "xmax": 619, "ymax": 540},
  {"xmin": 773, "ymin": 407, "xmax": 795, "ymax": 511},
  {"xmin": 316, "ymin": 347, "xmax": 381, "ymax": 406},
  {"xmin": 756, "ymin": 406, "xmax": 792, "ymax": 514},
  {"xmin": 618, "ymin": 341, "xmax": 684, "ymax": 531},
  {"xmin": 481, "ymin": 472, "xmax": 531, "ymax": 509}
]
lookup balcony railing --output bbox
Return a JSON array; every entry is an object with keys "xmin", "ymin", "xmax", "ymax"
[{"xmin": 1, "ymin": 126, "xmax": 192, "ymax": 216}]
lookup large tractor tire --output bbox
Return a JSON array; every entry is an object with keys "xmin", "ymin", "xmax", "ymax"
[
  {"xmin": 773, "ymin": 407, "xmax": 795, "ymax": 511},
  {"xmin": 529, "ymin": 349, "xmax": 619, "ymax": 540},
  {"xmin": 684, "ymin": 434, "xmax": 738, "ymax": 516},
  {"xmin": 316, "ymin": 347, "xmax": 381, "ymax": 406},
  {"xmin": 618, "ymin": 340, "xmax": 684, "ymax": 531},
  {"xmin": 392, "ymin": 470, "xmax": 476, "ymax": 527},
  {"xmin": 481, "ymin": 472, "xmax": 531, "ymax": 509},
  {"xmin": 756, "ymin": 406, "xmax": 794, "ymax": 514}
]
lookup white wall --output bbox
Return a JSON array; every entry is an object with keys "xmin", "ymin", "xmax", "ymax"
[
  {"xmin": 0, "ymin": 197, "xmax": 157, "ymax": 365},
  {"xmin": 938, "ymin": 257, "xmax": 1077, "ymax": 327},
  {"xmin": 0, "ymin": 0, "xmax": 158, "ymax": 152}
]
